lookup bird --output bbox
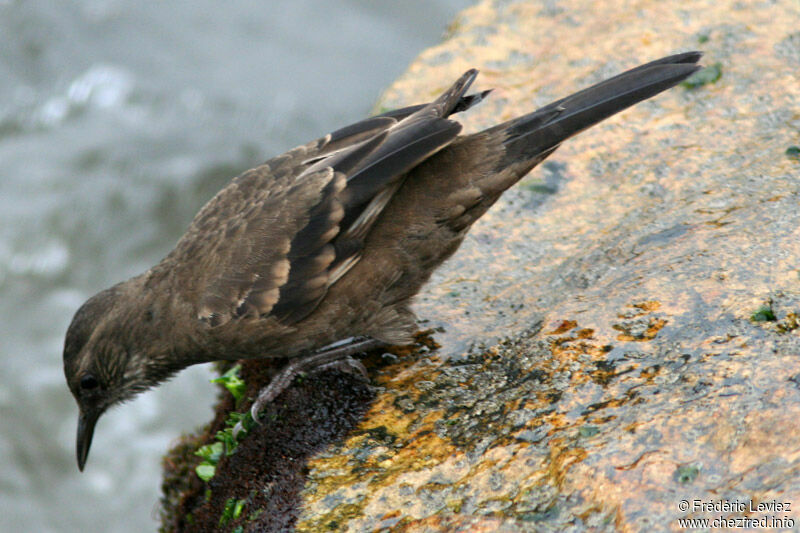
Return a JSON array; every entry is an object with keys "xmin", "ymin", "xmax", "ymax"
[{"xmin": 63, "ymin": 51, "xmax": 702, "ymax": 471}]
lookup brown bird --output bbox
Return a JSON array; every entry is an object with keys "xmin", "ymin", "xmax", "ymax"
[{"xmin": 63, "ymin": 52, "xmax": 702, "ymax": 470}]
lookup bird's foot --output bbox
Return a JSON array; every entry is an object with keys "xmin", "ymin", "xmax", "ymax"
[
  {"xmin": 233, "ymin": 337, "xmax": 382, "ymax": 437},
  {"xmin": 310, "ymin": 355, "xmax": 369, "ymax": 382}
]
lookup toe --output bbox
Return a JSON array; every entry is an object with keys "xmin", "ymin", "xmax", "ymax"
[{"xmin": 250, "ymin": 401, "xmax": 264, "ymax": 424}]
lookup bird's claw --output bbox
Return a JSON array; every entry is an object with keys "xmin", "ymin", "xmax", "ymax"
[
  {"xmin": 247, "ymin": 388, "xmax": 276, "ymax": 425},
  {"xmin": 232, "ymin": 420, "xmax": 247, "ymax": 440},
  {"xmin": 245, "ymin": 355, "xmax": 369, "ymax": 426},
  {"xmin": 249, "ymin": 399, "xmax": 264, "ymax": 424},
  {"xmin": 235, "ymin": 338, "xmax": 381, "ymax": 433}
]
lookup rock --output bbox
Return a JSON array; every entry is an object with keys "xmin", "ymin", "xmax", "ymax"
[{"xmin": 160, "ymin": 0, "xmax": 800, "ymax": 531}]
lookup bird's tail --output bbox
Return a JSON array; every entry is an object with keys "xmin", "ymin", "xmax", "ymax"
[{"xmin": 489, "ymin": 51, "xmax": 702, "ymax": 173}]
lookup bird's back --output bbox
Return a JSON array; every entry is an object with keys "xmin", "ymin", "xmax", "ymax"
[{"xmin": 148, "ymin": 53, "xmax": 701, "ymax": 361}]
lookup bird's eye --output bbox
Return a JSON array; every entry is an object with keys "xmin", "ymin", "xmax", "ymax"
[{"xmin": 80, "ymin": 374, "xmax": 99, "ymax": 391}]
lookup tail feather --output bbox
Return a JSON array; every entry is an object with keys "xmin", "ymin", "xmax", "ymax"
[
  {"xmin": 376, "ymin": 89, "xmax": 492, "ymax": 122},
  {"xmin": 418, "ymin": 68, "xmax": 479, "ymax": 120},
  {"xmin": 496, "ymin": 52, "xmax": 702, "ymax": 169}
]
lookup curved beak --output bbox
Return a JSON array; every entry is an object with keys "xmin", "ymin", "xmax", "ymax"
[{"xmin": 76, "ymin": 408, "xmax": 100, "ymax": 471}]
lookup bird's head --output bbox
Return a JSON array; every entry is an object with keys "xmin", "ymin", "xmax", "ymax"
[{"xmin": 63, "ymin": 280, "xmax": 183, "ymax": 471}]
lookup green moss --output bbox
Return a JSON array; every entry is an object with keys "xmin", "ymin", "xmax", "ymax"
[
  {"xmin": 195, "ymin": 463, "xmax": 217, "ymax": 482},
  {"xmin": 216, "ymin": 411, "xmax": 255, "ymax": 451},
  {"xmin": 578, "ymin": 425, "xmax": 599, "ymax": 438},
  {"xmin": 219, "ymin": 498, "xmax": 247, "ymax": 527},
  {"xmin": 674, "ymin": 465, "xmax": 700, "ymax": 484},
  {"xmin": 233, "ymin": 498, "xmax": 246, "ymax": 520},
  {"xmin": 523, "ymin": 181, "xmax": 558, "ymax": 194},
  {"xmin": 194, "ymin": 410, "xmax": 256, "ymax": 481},
  {"xmin": 786, "ymin": 146, "xmax": 800, "ymax": 160},
  {"xmin": 751, "ymin": 304, "xmax": 776, "ymax": 322},
  {"xmin": 211, "ymin": 364, "xmax": 246, "ymax": 405},
  {"xmin": 194, "ymin": 365, "xmax": 256, "ymax": 481},
  {"xmin": 681, "ymin": 63, "xmax": 722, "ymax": 89}
]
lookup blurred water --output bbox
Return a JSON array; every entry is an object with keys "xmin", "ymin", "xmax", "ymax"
[{"xmin": 0, "ymin": 1, "xmax": 470, "ymax": 531}]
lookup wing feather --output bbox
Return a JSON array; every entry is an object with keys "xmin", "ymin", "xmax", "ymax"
[{"xmin": 164, "ymin": 69, "xmax": 486, "ymax": 328}]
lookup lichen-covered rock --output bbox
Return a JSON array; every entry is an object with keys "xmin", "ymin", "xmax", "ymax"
[{"xmin": 161, "ymin": 0, "xmax": 800, "ymax": 531}]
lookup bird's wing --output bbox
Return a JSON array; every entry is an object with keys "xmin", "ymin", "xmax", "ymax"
[{"xmin": 166, "ymin": 69, "xmax": 485, "ymax": 328}]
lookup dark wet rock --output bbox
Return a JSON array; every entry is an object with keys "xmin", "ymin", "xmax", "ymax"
[{"xmin": 160, "ymin": 0, "xmax": 800, "ymax": 531}]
